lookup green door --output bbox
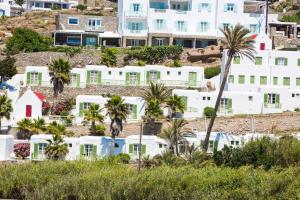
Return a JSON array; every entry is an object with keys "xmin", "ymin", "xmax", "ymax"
[{"xmin": 188, "ymin": 72, "xmax": 197, "ymax": 86}]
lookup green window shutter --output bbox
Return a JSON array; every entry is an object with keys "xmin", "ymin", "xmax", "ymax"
[
  {"xmin": 38, "ymin": 73, "xmax": 42, "ymax": 85},
  {"xmin": 125, "ymin": 72, "xmax": 130, "ymax": 86},
  {"xmin": 132, "ymin": 105, "xmax": 137, "ymax": 119},
  {"xmin": 296, "ymin": 78, "xmax": 300, "ymax": 86},
  {"xmin": 33, "ymin": 143, "xmax": 39, "ymax": 159},
  {"xmin": 264, "ymin": 94, "xmax": 268, "ymax": 104},
  {"xmin": 227, "ymin": 98, "xmax": 232, "ymax": 109},
  {"xmin": 273, "ymin": 77, "xmax": 278, "ymax": 85},
  {"xmin": 97, "ymin": 71, "xmax": 102, "ymax": 85},
  {"xmin": 298, "ymin": 59, "xmax": 300, "ymax": 66},
  {"xmin": 228, "ymin": 75, "xmax": 234, "ymax": 83},
  {"xmin": 238, "ymin": 75, "xmax": 245, "ymax": 84},
  {"xmin": 129, "ymin": 144, "xmax": 133, "ymax": 153},
  {"xmin": 181, "ymin": 96, "xmax": 188, "ymax": 110},
  {"xmin": 284, "ymin": 58, "xmax": 288, "ymax": 66},
  {"xmin": 79, "ymin": 102, "xmax": 84, "ymax": 117},
  {"xmin": 92, "ymin": 145, "xmax": 97, "ymax": 159},
  {"xmin": 275, "ymin": 58, "xmax": 279, "ymax": 65},
  {"xmin": 87, "ymin": 71, "xmax": 91, "ymax": 84},
  {"xmin": 188, "ymin": 72, "xmax": 197, "ymax": 86},
  {"xmin": 137, "ymin": 73, "xmax": 141, "ymax": 86},
  {"xmin": 250, "ymin": 76, "xmax": 255, "ymax": 84},
  {"xmin": 233, "ymin": 56, "xmax": 240, "ymax": 64},
  {"xmin": 255, "ymin": 57, "xmax": 262, "ymax": 65},
  {"xmin": 157, "ymin": 71, "xmax": 161, "ymax": 80},
  {"xmin": 260, "ymin": 76, "xmax": 267, "ymax": 85},
  {"xmin": 146, "ymin": 71, "xmax": 150, "ymax": 84},
  {"xmin": 142, "ymin": 144, "xmax": 146, "ymax": 155},
  {"xmin": 275, "ymin": 94, "xmax": 280, "ymax": 104},
  {"xmin": 76, "ymin": 74, "xmax": 80, "ymax": 88},
  {"xmin": 283, "ymin": 77, "xmax": 290, "ymax": 86},
  {"xmin": 26, "ymin": 72, "xmax": 31, "ymax": 85},
  {"xmin": 80, "ymin": 145, "xmax": 84, "ymax": 156}
]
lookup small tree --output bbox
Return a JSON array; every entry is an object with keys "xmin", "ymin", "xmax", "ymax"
[
  {"xmin": 144, "ymin": 99, "xmax": 164, "ymax": 122},
  {"xmin": 166, "ymin": 95, "xmax": 185, "ymax": 118},
  {"xmin": 76, "ymin": 4, "xmax": 87, "ymax": 11},
  {"xmin": 101, "ymin": 48, "xmax": 117, "ymax": 67},
  {"xmin": 83, "ymin": 103, "xmax": 104, "ymax": 135},
  {"xmin": 31, "ymin": 117, "xmax": 46, "ymax": 134},
  {"xmin": 13, "ymin": 143, "xmax": 30, "ymax": 159},
  {"xmin": 14, "ymin": 0, "xmax": 25, "ymax": 15},
  {"xmin": 0, "ymin": 95, "xmax": 13, "ymax": 134},
  {"xmin": 17, "ymin": 118, "xmax": 33, "ymax": 139},
  {"xmin": 45, "ymin": 133, "xmax": 69, "ymax": 160},
  {"xmin": 0, "ymin": 56, "xmax": 17, "ymax": 83}
]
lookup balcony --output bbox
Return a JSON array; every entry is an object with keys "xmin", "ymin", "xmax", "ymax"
[
  {"xmin": 85, "ymin": 26, "xmax": 105, "ymax": 32},
  {"xmin": 125, "ymin": 11, "xmax": 147, "ymax": 18},
  {"xmin": 123, "ymin": 29, "xmax": 148, "ymax": 36}
]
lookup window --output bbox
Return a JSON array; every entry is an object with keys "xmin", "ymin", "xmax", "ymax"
[
  {"xmin": 230, "ymin": 141, "xmax": 234, "ymax": 145},
  {"xmin": 83, "ymin": 102, "xmax": 91, "ymax": 110},
  {"xmin": 90, "ymin": 70, "xmax": 98, "ymax": 83},
  {"xmin": 249, "ymin": 24, "xmax": 258, "ymax": 33},
  {"xmin": 250, "ymin": 76, "xmax": 255, "ymax": 84},
  {"xmin": 203, "ymin": 97, "xmax": 206, "ymax": 100},
  {"xmin": 68, "ymin": 143, "xmax": 72, "ymax": 148},
  {"xmin": 127, "ymin": 104, "xmax": 137, "ymax": 119},
  {"xmin": 84, "ymin": 144, "xmax": 93, "ymax": 157},
  {"xmin": 235, "ymin": 141, "xmax": 239, "ymax": 145},
  {"xmin": 30, "ymin": 72, "xmax": 39, "ymax": 84},
  {"xmin": 264, "ymin": 93, "xmax": 280, "ymax": 108},
  {"xmin": 159, "ymin": 144, "xmax": 163, "ymax": 148},
  {"xmin": 133, "ymin": 3, "xmax": 140, "ymax": 12},
  {"xmin": 228, "ymin": 75, "xmax": 234, "ymax": 83},
  {"xmin": 273, "ymin": 77, "xmax": 278, "ymax": 85},
  {"xmin": 220, "ymin": 98, "xmax": 232, "ymax": 112},
  {"xmin": 223, "ymin": 23, "xmax": 230, "ymax": 30},
  {"xmin": 207, "ymin": 97, "xmax": 211, "ymax": 101},
  {"xmin": 178, "ymin": 71, "xmax": 181, "ymax": 76},
  {"xmin": 283, "ymin": 77, "xmax": 290, "ymax": 86},
  {"xmin": 88, "ymin": 19, "xmax": 101, "ymax": 29},
  {"xmin": 233, "ymin": 56, "xmax": 240, "ymax": 64},
  {"xmin": 296, "ymin": 78, "xmax": 300, "ymax": 86},
  {"xmin": 199, "ymin": 3, "xmax": 210, "ymax": 12},
  {"xmin": 108, "ymin": 71, "xmax": 111, "ymax": 75},
  {"xmin": 67, "ymin": 36, "xmax": 81, "ymax": 45},
  {"xmin": 71, "ymin": 73, "xmax": 78, "ymax": 87},
  {"xmin": 198, "ymin": 22, "xmax": 209, "ymax": 32},
  {"xmin": 176, "ymin": 21, "xmax": 186, "ymax": 32},
  {"xmin": 38, "ymin": 143, "xmax": 47, "ymax": 156},
  {"xmin": 255, "ymin": 57, "xmax": 262, "ymax": 65},
  {"xmin": 209, "ymin": 140, "xmax": 214, "ymax": 151},
  {"xmin": 156, "ymin": 38, "xmax": 165, "ymax": 46},
  {"xmin": 260, "ymin": 76, "xmax": 267, "ymax": 85},
  {"xmin": 68, "ymin": 18, "xmax": 78, "ymax": 25},
  {"xmin": 149, "ymin": 71, "xmax": 158, "ymax": 82},
  {"xmin": 267, "ymin": 93, "xmax": 276, "ymax": 104},
  {"xmin": 225, "ymin": 3, "xmax": 235, "ymax": 12},
  {"xmin": 129, "ymin": 72, "xmax": 138, "ymax": 85},
  {"xmin": 248, "ymin": 96, "xmax": 253, "ymax": 101},
  {"xmin": 133, "ymin": 144, "xmax": 139, "ymax": 155},
  {"xmin": 167, "ymin": 71, "xmax": 170, "ymax": 75},
  {"xmin": 275, "ymin": 57, "xmax": 287, "ymax": 66},
  {"xmin": 119, "ymin": 71, "xmax": 122, "ymax": 76},
  {"xmin": 238, "ymin": 75, "xmax": 245, "ymax": 84},
  {"xmin": 155, "ymin": 19, "xmax": 165, "ymax": 30},
  {"xmin": 298, "ymin": 59, "xmax": 300, "ymax": 66}
]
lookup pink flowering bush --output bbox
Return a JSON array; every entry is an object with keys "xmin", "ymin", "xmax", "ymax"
[
  {"xmin": 42, "ymin": 101, "xmax": 51, "ymax": 115},
  {"xmin": 13, "ymin": 143, "xmax": 30, "ymax": 159}
]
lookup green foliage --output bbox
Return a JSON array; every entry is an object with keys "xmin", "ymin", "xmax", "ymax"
[
  {"xmin": 6, "ymin": 28, "xmax": 52, "ymax": 54},
  {"xmin": 214, "ymin": 136, "xmax": 300, "ymax": 169},
  {"xmin": 168, "ymin": 59, "xmax": 182, "ymax": 67},
  {"xmin": 203, "ymin": 106, "xmax": 214, "ymax": 118},
  {"xmin": 45, "ymin": 133, "xmax": 69, "ymax": 160},
  {"xmin": 204, "ymin": 66, "xmax": 221, "ymax": 79},
  {"xmin": 50, "ymin": 46, "xmax": 82, "ymax": 57},
  {"xmin": 82, "ymin": 103, "xmax": 104, "ymax": 136},
  {"xmin": 76, "ymin": 4, "xmax": 87, "ymax": 11},
  {"xmin": 95, "ymin": 125, "xmax": 106, "ymax": 136},
  {"xmin": 166, "ymin": 94, "xmax": 185, "ymax": 118},
  {"xmin": 101, "ymin": 48, "xmax": 118, "ymax": 67},
  {"xmin": 0, "ymin": 94, "xmax": 13, "ymax": 133},
  {"xmin": 0, "ymin": 56, "xmax": 17, "ymax": 83},
  {"xmin": 0, "ymin": 161, "xmax": 299, "ymax": 199},
  {"xmin": 281, "ymin": 11, "xmax": 300, "ymax": 23},
  {"xmin": 137, "ymin": 60, "xmax": 146, "ymax": 66},
  {"xmin": 294, "ymin": 108, "xmax": 300, "ymax": 112},
  {"xmin": 126, "ymin": 45, "xmax": 183, "ymax": 64}
]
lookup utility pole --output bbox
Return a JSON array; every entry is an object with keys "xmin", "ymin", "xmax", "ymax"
[{"xmin": 265, "ymin": 0, "xmax": 269, "ymax": 34}]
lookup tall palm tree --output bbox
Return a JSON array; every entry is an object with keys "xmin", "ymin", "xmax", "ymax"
[
  {"xmin": 17, "ymin": 118, "xmax": 33, "ymax": 139},
  {"xmin": 166, "ymin": 95, "xmax": 185, "ymax": 118},
  {"xmin": 45, "ymin": 133, "xmax": 69, "ymax": 160},
  {"xmin": 144, "ymin": 99, "xmax": 164, "ymax": 122},
  {"xmin": 141, "ymin": 82, "xmax": 171, "ymax": 104},
  {"xmin": 48, "ymin": 58, "xmax": 71, "ymax": 101},
  {"xmin": 203, "ymin": 24, "xmax": 255, "ymax": 152},
  {"xmin": 83, "ymin": 103, "xmax": 104, "ymax": 135},
  {"xmin": 160, "ymin": 118, "xmax": 191, "ymax": 156},
  {"xmin": 31, "ymin": 117, "xmax": 46, "ymax": 134},
  {"xmin": 0, "ymin": 95, "xmax": 13, "ymax": 134},
  {"xmin": 106, "ymin": 95, "xmax": 129, "ymax": 155}
]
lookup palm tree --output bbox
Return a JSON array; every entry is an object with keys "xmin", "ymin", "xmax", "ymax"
[
  {"xmin": 31, "ymin": 117, "xmax": 46, "ymax": 134},
  {"xmin": 106, "ymin": 95, "xmax": 129, "ymax": 155},
  {"xmin": 166, "ymin": 95, "xmax": 185, "ymax": 118},
  {"xmin": 160, "ymin": 119, "xmax": 191, "ymax": 156},
  {"xmin": 45, "ymin": 133, "xmax": 69, "ymax": 160},
  {"xmin": 203, "ymin": 24, "xmax": 255, "ymax": 152},
  {"xmin": 144, "ymin": 99, "xmax": 164, "ymax": 122},
  {"xmin": 48, "ymin": 58, "xmax": 71, "ymax": 101},
  {"xmin": 17, "ymin": 118, "xmax": 33, "ymax": 139},
  {"xmin": 141, "ymin": 82, "xmax": 171, "ymax": 104},
  {"xmin": 0, "ymin": 95, "xmax": 13, "ymax": 134},
  {"xmin": 83, "ymin": 103, "xmax": 104, "ymax": 135}
]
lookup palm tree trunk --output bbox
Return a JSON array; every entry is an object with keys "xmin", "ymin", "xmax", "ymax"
[
  {"xmin": 110, "ymin": 133, "xmax": 115, "ymax": 156},
  {"xmin": 91, "ymin": 121, "xmax": 96, "ymax": 135},
  {"xmin": 175, "ymin": 133, "xmax": 179, "ymax": 156},
  {"xmin": 203, "ymin": 53, "xmax": 233, "ymax": 152}
]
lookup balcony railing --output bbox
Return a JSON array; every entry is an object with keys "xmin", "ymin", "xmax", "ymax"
[{"xmin": 85, "ymin": 26, "xmax": 105, "ymax": 32}]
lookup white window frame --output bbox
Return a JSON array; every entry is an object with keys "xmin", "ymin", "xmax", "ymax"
[
  {"xmin": 156, "ymin": 19, "xmax": 164, "ymax": 30},
  {"xmin": 83, "ymin": 102, "xmax": 91, "ymax": 110},
  {"xmin": 38, "ymin": 143, "xmax": 47, "ymax": 157},
  {"xmin": 71, "ymin": 73, "xmax": 77, "ymax": 86},
  {"xmin": 133, "ymin": 144, "xmax": 139, "ymax": 155},
  {"xmin": 90, "ymin": 70, "xmax": 98, "ymax": 83},
  {"xmin": 149, "ymin": 71, "xmax": 158, "ymax": 81},
  {"xmin": 220, "ymin": 98, "xmax": 229, "ymax": 110},
  {"xmin": 177, "ymin": 21, "xmax": 185, "ymax": 32},
  {"xmin": 226, "ymin": 3, "xmax": 234, "ymax": 12},
  {"xmin": 268, "ymin": 93, "xmax": 276, "ymax": 104},
  {"xmin": 129, "ymin": 72, "xmax": 137, "ymax": 84},
  {"xmin": 84, "ymin": 144, "xmax": 93, "ymax": 157},
  {"xmin": 249, "ymin": 24, "xmax": 257, "ymax": 33},
  {"xmin": 200, "ymin": 22, "xmax": 208, "ymax": 32},
  {"xmin": 133, "ymin": 3, "xmax": 140, "ymax": 12},
  {"xmin": 277, "ymin": 57, "xmax": 286, "ymax": 66},
  {"xmin": 88, "ymin": 19, "xmax": 101, "ymax": 29},
  {"xmin": 31, "ymin": 72, "xmax": 39, "ymax": 84}
]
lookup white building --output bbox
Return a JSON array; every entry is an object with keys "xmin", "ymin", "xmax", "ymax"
[
  {"xmin": 26, "ymin": 0, "xmax": 77, "ymax": 10},
  {"xmin": 0, "ymin": 135, "xmax": 14, "ymax": 160},
  {"xmin": 24, "ymin": 65, "xmax": 205, "ymax": 88},
  {"xmin": 125, "ymin": 135, "xmax": 168, "ymax": 159},
  {"xmin": 0, "ymin": 0, "xmax": 11, "ymax": 16},
  {"xmin": 118, "ymin": 0, "xmax": 266, "ymax": 47}
]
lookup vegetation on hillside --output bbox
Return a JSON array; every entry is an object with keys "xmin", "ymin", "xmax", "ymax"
[{"xmin": 281, "ymin": 11, "xmax": 300, "ymax": 23}]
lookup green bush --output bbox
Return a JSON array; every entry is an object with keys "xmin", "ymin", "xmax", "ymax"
[
  {"xmin": 50, "ymin": 46, "xmax": 82, "ymax": 57},
  {"xmin": 76, "ymin": 4, "xmax": 87, "ymax": 11},
  {"xmin": 6, "ymin": 28, "xmax": 52, "ymax": 54},
  {"xmin": 281, "ymin": 11, "xmax": 300, "ymax": 23},
  {"xmin": 101, "ymin": 48, "xmax": 118, "ymax": 67},
  {"xmin": 295, "ymin": 108, "xmax": 300, "ymax": 112},
  {"xmin": 203, "ymin": 107, "xmax": 214, "ymax": 118},
  {"xmin": 204, "ymin": 66, "xmax": 221, "ymax": 79},
  {"xmin": 0, "ymin": 161, "xmax": 299, "ymax": 199},
  {"xmin": 137, "ymin": 60, "xmax": 146, "ymax": 66},
  {"xmin": 169, "ymin": 59, "xmax": 182, "ymax": 67}
]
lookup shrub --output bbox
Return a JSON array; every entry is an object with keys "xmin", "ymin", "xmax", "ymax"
[
  {"xmin": 203, "ymin": 107, "xmax": 214, "ymax": 118},
  {"xmin": 137, "ymin": 60, "xmax": 146, "ymax": 66},
  {"xmin": 76, "ymin": 4, "xmax": 87, "ymax": 11},
  {"xmin": 42, "ymin": 101, "xmax": 51, "ymax": 115},
  {"xmin": 204, "ymin": 66, "xmax": 221, "ymax": 79},
  {"xmin": 94, "ymin": 125, "xmax": 105, "ymax": 136},
  {"xmin": 281, "ymin": 12, "xmax": 300, "ymax": 23},
  {"xmin": 115, "ymin": 153, "xmax": 131, "ymax": 164},
  {"xmin": 295, "ymin": 108, "xmax": 300, "ymax": 112},
  {"xmin": 13, "ymin": 143, "xmax": 30, "ymax": 159},
  {"xmin": 6, "ymin": 28, "xmax": 52, "ymax": 54},
  {"xmin": 101, "ymin": 48, "xmax": 117, "ymax": 67},
  {"xmin": 169, "ymin": 59, "xmax": 182, "ymax": 67}
]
